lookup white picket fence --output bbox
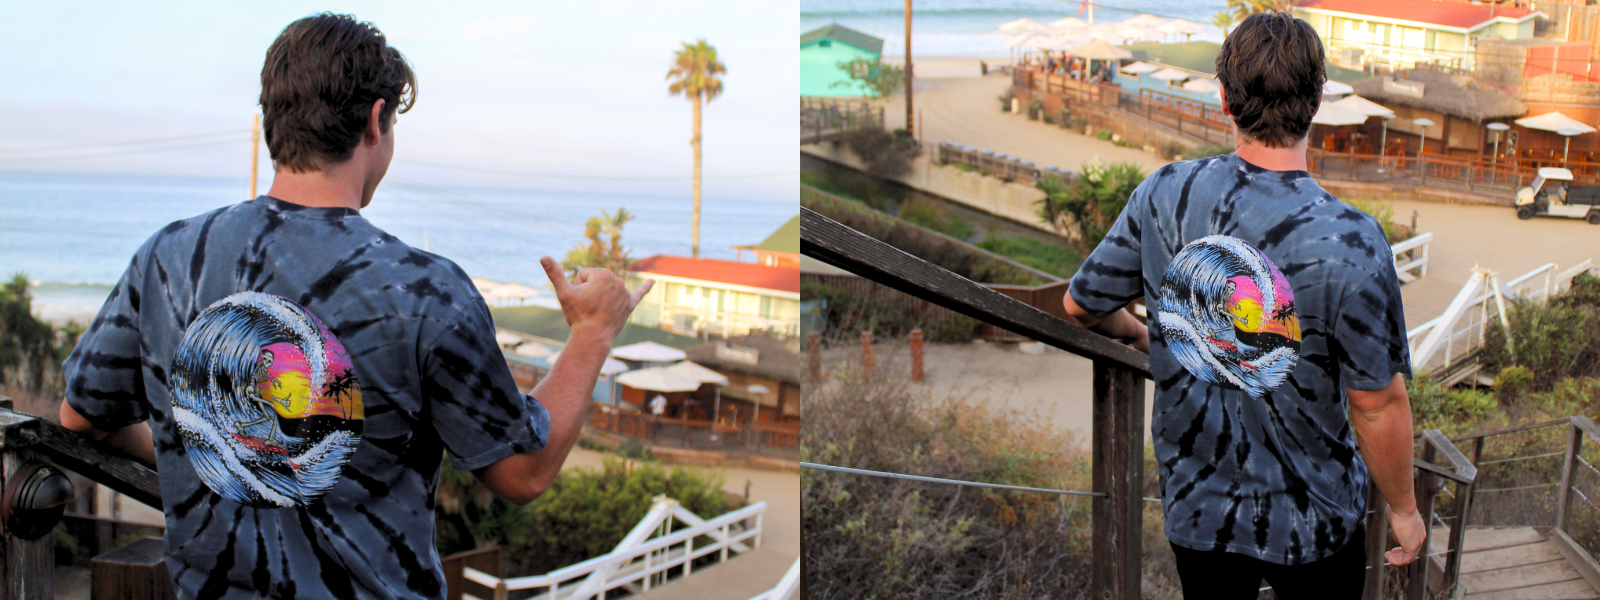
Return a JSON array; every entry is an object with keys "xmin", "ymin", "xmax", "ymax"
[
  {"xmin": 1406, "ymin": 258, "xmax": 1595, "ymax": 381},
  {"xmin": 1393, "ymin": 232, "xmax": 1433, "ymax": 284},
  {"xmin": 463, "ymin": 496, "xmax": 767, "ymax": 600},
  {"xmin": 749, "ymin": 559, "xmax": 801, "ymax": 600}
]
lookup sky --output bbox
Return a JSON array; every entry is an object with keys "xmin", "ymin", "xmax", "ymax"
[{"xmin": 0, "ymin": 0, "xmax": 800, "ymax": 203}]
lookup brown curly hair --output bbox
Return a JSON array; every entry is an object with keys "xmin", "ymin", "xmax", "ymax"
[
  {"xmin": 1215, "ymin": 12, "xmax": 1326, "ymax": 148},
  {"xmin": 259, "ymin": 13, "xmax": 417, "ymax": 173}
]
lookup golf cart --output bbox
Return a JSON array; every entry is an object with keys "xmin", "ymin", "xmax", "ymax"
[{"xmin": 1516, "ymin": 167, "xmax": 1600, "ymax": 224}]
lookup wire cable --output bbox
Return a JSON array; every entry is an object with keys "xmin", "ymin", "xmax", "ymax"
[
  {"xmin": 0, "ymin": 130, "xmax": 250, "ymax": 154},
  {"xmin": 0, "ymin": 138, "xmax": 250, "ymax": 164},
  {"xmin": 803, "ymin": 462, "xmax": 1108, "ymax": 497}
]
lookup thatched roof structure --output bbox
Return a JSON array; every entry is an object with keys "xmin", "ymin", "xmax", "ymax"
[
  {"xmin": 685, "ymin": 332, "xmax": 801, "ymax": 386},
  {"xmin": 1350, "ymin": 68, "xmax": 1526, "ymax": 122}
]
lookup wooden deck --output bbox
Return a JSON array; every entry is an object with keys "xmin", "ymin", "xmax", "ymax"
[{"xmin": 1429, "ymin": 527, "xmax": 1600, "ymax": 599}]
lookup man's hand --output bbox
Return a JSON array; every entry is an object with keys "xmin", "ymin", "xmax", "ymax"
[
  {"xmin": 540, "ymin": 257, "xmax": 653, "ymax": 341},
  {"xmin": 1385, "ymin": 505, "xmax": 1426, "ymax": 565}
]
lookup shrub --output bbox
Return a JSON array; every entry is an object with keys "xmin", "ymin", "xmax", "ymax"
[
  {"xmin": 436, "ymin": 455, "xmax": 729, "ymax": 576},
  {"xmin": 1181, "ymin": 144, "xmax": 1233, "ymax": 160},
  {"xmin": 1345, "ymin": 197, "xmax": 1413, "ymax": 244},
  {"xmin": 998, "ymin": 90, "xmax": 1013, "ymax": 112},
  {"xmin": 1042, "ymin": 113, "xmax": 1055, "ymax": 125},
  {"xmin": 842, "ymin": 127, "xmax": 919, "ymax": 178},
  {"xmin": 1035, "ymin": 157, "xmax": 1147, "ymax": 251},
  {"xmin": 1026, "ymin": 98, "xmax": 1043, "ymax": 120},
  {"xmin": 898, "ymin": 198, "xmax": 974, "ymax": 241},
  {"xmin": 1058, "ymin": 107, "xmax": 1073, "ymax": 128},
  {"xmin": 1096, "ymin": 129, "xmax": 1114, "ymax": 141},
  {"xmin": 1405, "ymin": 375, "xmax": 1498, "ymax": 428},
  {"xmin": 1482, "ymin": 273, "xmax": 1600, "ymax": 392},
  {"xmin": 616, "ymin": 438, "xmax": 654, "ymax": 461},
  {"xmin": 1160, "ymin": 140, "xmax": 1184, "ymax": 159}
]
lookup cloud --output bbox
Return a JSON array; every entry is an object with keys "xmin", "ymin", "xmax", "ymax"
[{"xmin": 454, "ymin": 14, "xmax": 535, "ymax": 42}]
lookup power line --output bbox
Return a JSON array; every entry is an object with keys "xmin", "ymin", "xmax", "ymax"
[
  {"xmin": 0, "ymin": 138, "xmax": 250, "ymax": 164},
  {"xmin": 802, "ymin": 463, "xmax": 1107, "ymax": 497},
  {"xmin": 0, "ymin": 130, "xmax": 250, "ymax": 154},
  {"xmin": 395, "ymin": 158, "xmax": 796, "ymax": 181},
  {"xmin": 0, "ymin": 226, "xmax": 146, "ymax": 239}
]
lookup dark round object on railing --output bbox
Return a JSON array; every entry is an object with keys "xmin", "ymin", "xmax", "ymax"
[{"xmin": 2, "ymin": 464, "xmax": 76, "ymax": 541}]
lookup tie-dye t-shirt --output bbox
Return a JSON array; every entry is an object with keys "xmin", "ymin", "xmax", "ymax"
[
  {"xmin": 63, "ymin": 196, "xmax": 551, "ymax": 598},
  {"xmin": 1068, "ymin": 153, "xmax": 1411, "ymax": 565}
]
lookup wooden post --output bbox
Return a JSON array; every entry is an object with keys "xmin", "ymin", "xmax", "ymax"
[
  {"xmin": 1090, "ymin": 360, "xmax": 1144, "ymax": 600},
  {"xmin": 1554, "ymin": 421, "xmax": 1582, "ymax": 532},
  {"xmin": 904, "ymin": 0, "xmax": 913, "ymax": 140},
  {"xmin": 1, "ymin": 446, "xmax": 54, "ymax": 600},
  {"xmin": 249, "ymin": 114, "xmax": 261, "ymax": 199},
  {"xmin": 909, "ymin": 329, "xmax": 924, "ymax": 382},
  {"xmin": 808, "ymin": 332, "xmax": 821, "ymax": 381},
  {"xmin": 1363, "ymin": 484, "xmax": 1388, "ymax": 600},
  {"xmin": 1406, "ymin": 443, "xmax": 1438, "ymax": 600},
  {"xmin": 90, "ymin": 537, "xmax": 173, "ymax": 600},
  {"xmin": 861, "ymin": 331, "xmax": 874, "ymax": 379}
]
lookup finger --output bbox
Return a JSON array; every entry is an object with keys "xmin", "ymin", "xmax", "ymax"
[
  {"xmin": 629, "ymin": 280, "xmax": 655, "ymax": 308},
  {"xmin": 540, "ymin": 257, "xmax": 572, "ymax": 295},
  {"xmin": 1386, "ymin": 547, "xmax": 1407, "ymax": 565}
]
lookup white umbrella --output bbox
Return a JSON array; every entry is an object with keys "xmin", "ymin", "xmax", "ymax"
[
  {"xmin": 1003, "ymin": 31, "xmax": 1043, "ymax": 47},
  {"xmin": 1149, "ymin": 68, "xmax": 1190, "ymax": 82},
  {"xmin": 1331, "ymin": 95, "xmax": 1394, "ymax": 118},
  {"xmin": 483, "ymin": 283, "xmax": 539, "ymax": 302},
  {"xmin": 1515, "ymin": 111, "xmax": 1597, "ymax": 134},
  {"xmin": 662, "ymin": 361, "xmax": 730, "ymax": 386},
  {"xmin": 1183, "ymin": 78, "xmax": 1221, "ymax": 93},
  {"xmin": 1035, "ymin": 34, "xmax": 1089, "ymax": 51},
  {"xmin": 1313, "ymin": 102, "xmax": 1368, "ymax": 126},
  {"xmin": 746, "ymin": 384, "xmax": 772, "ymax": 423},
  {"xmin": 494, "ymin": 331, "xmax": 524, "ymax": 347},
  {"xmin": 617, "ymin": 367, "xmax": 701, "ymax": 393},
  {"xmin": 547, "ymin": 352, "xmax": 630, "ymax": 375},
  {"xmin": 471, "ymin": 277, "xmax": 505, "ymax": 296},
  {"xmin": 1115, "ymin": 25, "xmax": 1157, "ymax": 42},
  {"xmin": 1322, "ymin": 80, "xmax": 1355, "ymax": 96},
  {"xmin": 514, "ymin": 343, "xmax": 553, "ymax": 358},
  {"xmin": 611, "ymin": 341, "xmax": 689, "ymax": 362},
  {"xmin": 1120, "ymin": 14, "xmax": 1169, "ymax": 28},
  {"xmin": 1070, "ymin": 39, "xmax": 1133, "ymax": 59},
  {"xmin": 996, "ymin": 18, "xmax": 1049, "ymax": 33},
  {"xmin": 1085, "ymin": 23, "xmax": 1126, "ymax": 43},
  {"xmin": 1157, "ymin": 19, "xmax": 1206, "ymax": 36},
  {"xmin": 1049, "ymin": 16, "xmax": 1089, "ymax": 30},
  {"xmin": 1120, "ymin": 61, "xmax": 1160, "ymax": 74}
]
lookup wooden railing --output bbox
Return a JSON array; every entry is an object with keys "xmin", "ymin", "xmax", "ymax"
[
  {"xmin": 801, "ymin": 97, "xmax": 883, "ymax": 145},
  {"xmin": 587, "ymin": 402, "xmax": 799, "ymax": 453}
]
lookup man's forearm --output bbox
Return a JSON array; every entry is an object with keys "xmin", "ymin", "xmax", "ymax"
[
  {"xmin": 1350, "ymin": 395, "xmax": 1417, "ymax": 515},
  {"xmin": 524, "ymin": 324, "xmax": 614, "ymax": 484}
]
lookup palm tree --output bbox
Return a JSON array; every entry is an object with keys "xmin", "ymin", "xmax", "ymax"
[
  {"xmin": 562, "ymin": 208, "xmax": 635, "ymax": 278},
  {"xmin": 666, "ymin": 39, "xmax": 726, "ymax": 259}
]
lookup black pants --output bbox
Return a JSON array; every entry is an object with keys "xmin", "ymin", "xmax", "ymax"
[{"xmin": 1170, "ymin": 525, "xmax": 1366, "ymax": 600}]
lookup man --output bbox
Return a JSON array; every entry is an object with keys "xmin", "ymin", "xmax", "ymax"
[
  {"xmin": 1062, "ymin": 12, "xmax": 1425, "ymax": 598},
  {"xmin": 57, "ymin": 13, "xmax": 650, "ymax": 598}
]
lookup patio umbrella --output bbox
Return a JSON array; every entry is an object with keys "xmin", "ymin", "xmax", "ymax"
[
  {"xmin": 1331, "ymin": 95, "xmax": 1394, "ymax": 118},
  {"xmin": 1071, "ymin": 39, "xmax": 1133, "ymax": 60},
  {"xmin": 1115, "ymin": 25, "xmax": 1158, "ymax": 43},
  {"xmin": 1322, "ymin": 80, "xmax": 1355, "ymax": 96},
  {"xmin": 1149, "ymin": 68, "xmax": 1190, "ymax": 82},
  {"xmin": 612, "ymin": 341, "xmax": 689, "ymax": 362},
  {"xmin": 1120, "ymin": 61, "xmax": 1160, "ymax": 75},
  {"xmin": 1516, "ymin": 111, "xmax": 1597, "ymax": 135},
  {"xmin": 1313, "ymin": 102, "xmax": 1368, "ymax": 126},
  {"xmin": 548, "ymin": 352, "xmax": 629, "ymax": 375},
  {"xmin": 1035, "ymin": 34, "xmax": 1089, "ymax": 51},
  {"xmin": 494, "ymin": 331, "xmax": 524, "ymax": 347},
  {"xmin": 471, "ymin": 277, "xmax": 505, "ymax": 296},
  {"xmin": 617, "ymin": 367, "xmax": 701, "ymax": 393},
  {"xmin": 747, "ymin": 384, "xmax": 771, "ymax": 423},
  {"xmin": 1183, "ymin": 78, "xmax": 1221, "ymax": 93},
  {"xmin": 1003, "ymin": 31, "xmax": 1043, "ymax": 47},
  {"xmin": 1157, "ymin": 19, "xmax": 1206, "ymax": 41},
  {"xmin": 514, "ymin": 343, "xmax": 553, "ymax": 358},
  {"xmin": 996, "ymin": 18, "xmax": 1049, "ymax": 33},
  {"xmin": 1120, "ymin": 14, "xmax": 1169, "ymax": 28},
  {"xmin": 1049, "ymin": 16, "xmax": 1089, "ymax": 30},
  {"xmin": 1084, "ymin": 23, "xmax": 1127, "ymax": 44},
  {"xmin": 662, "ymin": 361, "xmax": 730, "ymax": 386}
]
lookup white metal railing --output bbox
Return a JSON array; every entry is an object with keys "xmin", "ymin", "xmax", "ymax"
[
  {"xmin": 463, "ymin": 496, "xmax": 766, "ymax": 600},
  {"xmin": 1406, "ymin": 259, "xmax": 1596, "ymax": 377},
  {"xmin": 748, "ymin": 559, "xmax": 800, "ymax": 600},
  {"xmin": 1393, "ymin": 232, "xmax": 1433, "ymax": 284}
]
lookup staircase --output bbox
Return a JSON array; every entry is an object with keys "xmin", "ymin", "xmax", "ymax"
[{"xmin": 1429, "ymin": 527, "xmax": 1600, "ymax": 599}]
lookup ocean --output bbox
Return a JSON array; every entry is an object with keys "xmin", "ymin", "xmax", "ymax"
[
  {"xmin": 801, "ymin": 0, "xmax": 1230, "ymax": 58},
  {"xmin": 0, "ymin": 171, "xmax": 795, "ymax": 322}
]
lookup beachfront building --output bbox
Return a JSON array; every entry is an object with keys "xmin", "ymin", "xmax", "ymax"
[
  {"xmin": 1347, "ymin": 67, "xmax": 1527, "ymax": 157},
  {"xmin": 627, "ymin": 255, "xmax": 800, "ymax": 339},
  {"xmin": 1294, "ymin": 0, "xmax": 1543, "ymax": 73},
  {"xmin": 684, "ymin": 332, "xmax": 801, "ymax": 425},
  {"xmin": 801, "ymin": 23, "xmax": 884, "ymax": 97},
  {"xmin": 734, "ymin": 214, "xmax": 799, "ymax": 268}
]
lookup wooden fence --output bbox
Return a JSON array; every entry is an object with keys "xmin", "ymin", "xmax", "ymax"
[{"xmin": 587, "ymin": 402, "xmax": 800, "ymax": 455}]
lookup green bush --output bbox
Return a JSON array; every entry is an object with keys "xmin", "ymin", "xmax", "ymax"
[
  {"xmin": 1095, "ymin": 129, "xmax": 1114, "ymax": 141},
  {"xmin": 617, "ymin": 438, "xmax": 655, "ymax": 461},
  {"xmin": 1181, "ymin": 144, "xmax": 1233, "ymax": 160},
  {"xmin": 1482, "ymin": 273, "xmax": 1600, "ymax": 392},
  {"xmin": 1026, "ymin": 99, "xmax": 1043, "ymax": 120},
  {"xmin": 976, "ymin": 235, "xmax": 1082, "ymax": 278},
  {"xmin": 1405, "ymin": 375, "xmax": 1498, "ymax": 428},
  {"xmin": 998, "ymin": 90, "xmax": 1013, "ymax": 112},
  {"xmin": 1035, "ymin": 157, "xmax": 1147, "ymax": 251},
  {"xmin": 436, "ymin": 455, "xmax": 729, "ymax": 576},
  {"xmin": 842, "ymin": 127, "xmax": 918, "ymax": 178},
  {"xmin": 1345, "ymin": 197, "xmax": 1413, "ymax": 244},
  {"xmin": 898, "ymin": 198, "xmax": 974, "ymax": 241},
  {"xmin": 1160, "ymin": 140, "xmax": 1184, "ymax": 159}
]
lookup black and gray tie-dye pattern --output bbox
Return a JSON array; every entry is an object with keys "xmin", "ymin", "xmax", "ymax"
[
  {"xmin": 1067, "ymin": 153, "xmax": 1411, "ymax": 565},
  {"xmin": 62, "ymin": 196, "xmax": 551, "ymax": 599}
]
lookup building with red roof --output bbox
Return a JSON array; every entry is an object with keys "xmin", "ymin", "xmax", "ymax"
[
  {"xmin": 626, "ymin": 254, "xmax": 800, "ymax": 339},
  {"xmin": 1294, "ymin": 0, "xmax": 1543, "ymax": 72}
]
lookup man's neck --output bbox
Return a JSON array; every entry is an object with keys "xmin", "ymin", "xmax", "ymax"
[
  {"xmin": 1232, "ymin": 136, "xmax": 1309, "ymax": 172},
  {"xmin": 264, "ymin": 164, "xmax": 367, "ymax": 211}
]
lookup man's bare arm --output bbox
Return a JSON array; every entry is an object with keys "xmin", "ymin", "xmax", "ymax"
[
  {"xmin": 59, "ymin": 401, "xmax": 157, "ymax": 467},
  {"xmin": 476, "ymin": 257, "xmax": 652, "ymax": 505},
  {"xmin": 1063, "ymin": 292, "xmax": 1149, "ymax": 353},
  {"xmin": 1348, "ymin": 374, "xmax": 1425, "ymax": 566}
]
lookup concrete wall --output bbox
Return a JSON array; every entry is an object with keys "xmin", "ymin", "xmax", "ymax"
[{"xmin": 801, "ymin": 143, "xmax": 1054, "ymax": 233}]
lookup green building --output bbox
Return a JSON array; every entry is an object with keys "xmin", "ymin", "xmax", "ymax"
[{"xmin": 801, "ymin": 24, "xmax": 884, "ymax": 97}]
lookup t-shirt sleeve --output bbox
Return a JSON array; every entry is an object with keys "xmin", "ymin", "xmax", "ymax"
[
  {"xmin": 1333, "ymin": 229, "xmax": 1414, "ymax": 391},
  {"xmin": 63, "ymin": 246, "xmax": 151, "ymax": 431},
  {"xmin": 420, "ymin": 299, "xmax": 551, "ymax": 471},
  {"xmin": 1067, "ymin": 179, "xmax": 1148, "ymax": 318}
]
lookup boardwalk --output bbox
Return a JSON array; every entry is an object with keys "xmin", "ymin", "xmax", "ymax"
[
  {"xmin": 629, "ymin": 548, "xmax": 794, "ymax": 600},
  {"xmin": 1430, "ymin": 527, "xmax": 1600, "ymax": 599}
]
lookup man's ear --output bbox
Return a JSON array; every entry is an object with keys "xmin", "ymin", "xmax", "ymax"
[
  {"xmin": 366, "ymin": 99, "xmax": 387, "ymax": 145},
  {"xmin": 1217, "ymin": 85, "xmax": 1231, "ymax": 117}
]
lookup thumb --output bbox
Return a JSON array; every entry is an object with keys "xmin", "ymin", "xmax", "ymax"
[
  {"xmin": 540, "ymin": 257, "xmax": 572, "ymax": 295},
  {"xmin": 629, "ymin": 279, "xmax": 655, "ymax": 309}
]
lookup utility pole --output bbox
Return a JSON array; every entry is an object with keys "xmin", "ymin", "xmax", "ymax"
[
  {"xmin": 249, "ymin": 114, "xmax": 261, "ymax": 198},
  {"xmin": 905, "ymin": 0, "xmax": 914, "ymax": 139}
]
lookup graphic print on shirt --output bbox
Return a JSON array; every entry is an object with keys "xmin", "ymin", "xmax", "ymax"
[
  {"xmin": 1155, "ymin": 235, "xmax": 1302, "ymax": 399},
  {"xmin": 169, "ymin": 291, "xmax": 364, "ymax": 507}
]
